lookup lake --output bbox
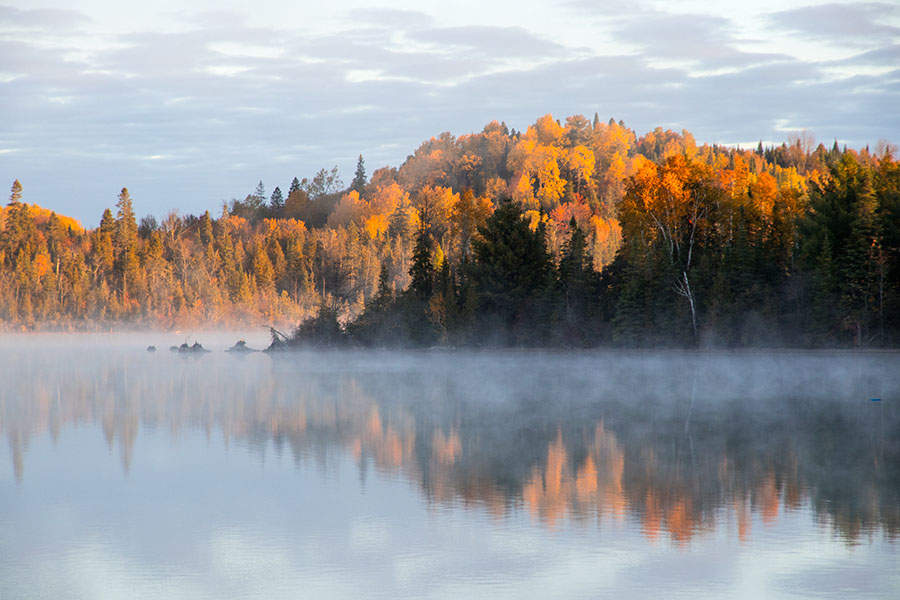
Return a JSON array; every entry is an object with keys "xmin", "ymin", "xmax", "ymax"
[{"xmin": 1, "ymin": 335, "xmax": 898, "ymax": 598}]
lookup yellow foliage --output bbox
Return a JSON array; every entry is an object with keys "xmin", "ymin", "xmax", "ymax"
[
  {"xmin": 530, "ymin": 114, "xmax": 566, "ymax": 146},
  {"xmin": 278, "ymin": 218, "xmax": 307, "ymax": 237},
  {"xmin": 222, "ymin": 215, "xmax": 248, "ymax": 234},
  {"xmin": 523, "ymin": 209, "xmax": 547, "ymax": 232},
  {"xmin": 484, "ymin": 177, "xmax": 507, "ymax": 200},
  {"xmin": 512, "ymin": 172, "xmax": 535, "ymax": 205},
  {"xmin": 749, "ymin": 172, "xmax": 778, "ymax": 219},
  {"xmin": 371, "ymin": 183, "xmax": 408, "ymax": 217},
  {"xmin": 364, "ymin": 214, "xmax": 388, "ymax": 239},
  {"xmin": 566, "ymin": 145, "xmax": 595, "ymax": 184},
  {"xmin": 609, "ymin": 152, "xmax": 627, "ymax": 181},
  {"xmin": 508, "ymin": 139, "xmax": 566, "ymax": 209},
  {"xmin": 774, "ymin": 166, "xmax": 806, "ymax": 192},
  {"xmin": 414, "ymin": 185, "xmax": 458, "ymax": 232}
]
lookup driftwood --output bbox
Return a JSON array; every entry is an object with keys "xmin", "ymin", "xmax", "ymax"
[{"xmin": 263, "ymin": 325, "xmax": 292, "ymax": 352}]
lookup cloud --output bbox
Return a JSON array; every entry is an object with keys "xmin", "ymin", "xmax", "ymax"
[
  {"xmin": 609, "ymin": 10, "xmax": 792, "ymax": 72},
  {"xmin": 405, "ymin": 25, "xmax": 571, "ymax": 60},
  {"xmin": 0, "ymin": 4, "xmax": 91, "ymax": 30},
  {"xmin": 768, "ymin": 2, "xmax": 900, "ymax": 45}
]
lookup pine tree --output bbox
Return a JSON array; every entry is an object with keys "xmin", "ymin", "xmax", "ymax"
[
  {"xmin": 8, "ymin": 179, "xmax": 23, "ymax": 205},
  {"xmin": 409, "ymin": 227, "xmax": 434, "ymax": 300},
  {"xmin": 253, "ymin": 181, "xmax": 266, "ymax": 208},
  {"xmin": 199, "ymin": 210, "xmax": 214, "ymax": 246},
  {"xmin": 351, "ymin": 155, "xmax": 367, "ymax": 195},
  {"xmin": 114, "ymin": 188, "xmax": 138, "ymax": 251},
  {"xmin": 558, "ymin": 217, "xmax": 590, "ymax": 328},
  {"xmin": 270, "ymin": 187, "xmax": 284, "ymax": 213},
  {"xmin": 99, "ymin": 208, "xmax": 115, "ymax": 235},
  {"xmin": 470, "ymin": 202, "xmax": 554, "ymax": 339},
  {"xmin": 114, "ymin": 188, "xmax": 139, "ymax": 301}
]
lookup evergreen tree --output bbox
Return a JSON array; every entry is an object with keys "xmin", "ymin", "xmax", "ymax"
[
  {"xmin": 409, "ymin": 227, "xmax": 434, "ymax": 300},
  {"xmin": 351, "ymin": 155, "xmax": 367, "ymax": 195},
  {"xmin": 114, "ymin": 188, "xmax": 139, "ymax": 300},
  {"xmin": 199, "ymin": 210, "xmax": 214, "ymax": 246},
  {"xmin": 470, "ymin": 202, "xmax": 554, "ymax": 342},
  {"xmin": 8, "ymin": 179, "xmax": 23, "ymax": 205},
  {"xmin": 114, "ymin": 188, "xmax": 138, "ymax": 251},
  {"xmin": 557, "ymin": 217, "xmax": 592, "ymax": 333},
  {"xmin": 99, "ymin": 208, "xmax": 115, "ymax": 235},
  {"xmin": 270, "ymin": 187, "xmax": 284, "ymax": 213},
  {"xmin": 253, "ymin": 181, "xmax": 266, "ymax": 208}
]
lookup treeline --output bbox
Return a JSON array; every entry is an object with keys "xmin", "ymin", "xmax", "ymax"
[{"xmin": 1, "ymin": 114, "xmax": 898, "ymax": 346}]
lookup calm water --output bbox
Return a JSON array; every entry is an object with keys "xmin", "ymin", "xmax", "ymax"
[{"xmin": 1, "ymin": 335, "xmax": 898, "ymax": 599}]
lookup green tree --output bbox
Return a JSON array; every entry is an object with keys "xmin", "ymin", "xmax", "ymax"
[
  {"xmin": 557, "ymin": 217, "xmax": 593, "ymax": 333},
  {"xmin": 114, "ymin": 188, "xmax": 139, "ymax": 301},
  {"xmin": 409, "ymin": 227, "xmax": 434, "ymax": 301},
  {"xmin": 8, "ymin": 179, "xmax": 23, "ymax": 205},
  {"xmin": 199, "ymin": 210, "xmax": 214, "ymax": 246},
  {"xmin": 351, "ymin": 155, "xmax": 367, "ymax": 195},
  {"xmin": 470, "ymin": 202, "xmax": 554, "ymax": 342},
  {"xmin": 270, "ymin": 187, "xmax": 284, "ymax": 214}
]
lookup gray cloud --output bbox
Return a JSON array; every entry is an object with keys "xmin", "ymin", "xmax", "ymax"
[
  {"xmin": 826, "ymin": 42, "xmax": 900, "ymax": 66},
  {"xmin": 768, "ymin": 2, "xmax": 900, "ymax": 44},
  {"xmin": 0, "ymin": 4, "xmax": 91, "ymax": 29},
  {"xmin": 610, "ymin": 11, "xmax": 792, "ymax": 72}
]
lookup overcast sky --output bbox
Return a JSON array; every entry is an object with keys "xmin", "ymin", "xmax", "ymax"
[{"xmin": 1, "ymin": 0, "xmax": 898, "ymax": 225}]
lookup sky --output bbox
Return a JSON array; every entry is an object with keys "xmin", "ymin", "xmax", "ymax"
[{"xmin": 1, "ymin": 0, "xmax": 899, "ymax": 226}]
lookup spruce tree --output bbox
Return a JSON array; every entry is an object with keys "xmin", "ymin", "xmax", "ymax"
[
  {"xmin": 409, "ymin": 227, "xmax": 434, "ymax": 300},
  {"xmin": 351, "ymin": 155, "xmax": 367, "ymax": 194},
  {"xmin": 270, "ymin": 187, "xmax": 284, "ymax": 213}
]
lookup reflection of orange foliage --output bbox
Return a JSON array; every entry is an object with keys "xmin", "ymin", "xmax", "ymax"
[
  {"xmin": 666, "ymin": 499, "xmax": 694, "ymax": 545},
  {"xmin": 575, "ymin": 455, "xmax": 598, "ymax": 501},
  {"xmin": 643, "ymin": 490, "xmax": 662, "ymax": 541},
  {"xmin": 758, "ymin": 472, "xmax": 780, "ymax": 524},
  {"xmin": 523, "ymin": 432, "xmax": 569, "ymax": 527},
  {"xmin": 432, "ymin": 429, "xmax": 461, "ymax": 465},
  {"xmin": 522, "ymin": 426, "xmax": 627, "ymax": 528},
  {"xmin": 7, "ymin": 362, "xmax": 856, "ymax": 543},
  {"xmin": 734, "ymin": 495, "xmax": 751, "ymax": 542},
  {"xmin": 356, "ymin": 407, "xmax": 415, "ymax": 470}
]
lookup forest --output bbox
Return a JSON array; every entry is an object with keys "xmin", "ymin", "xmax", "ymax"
[{"xmin": 1, "ymin": 114, "xmax": 898, "ymax": 347}]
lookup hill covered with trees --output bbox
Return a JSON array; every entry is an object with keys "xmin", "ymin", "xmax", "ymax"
[{"xmin": 1, "ymin": 114, "xmax": 898, "ymax": 347}]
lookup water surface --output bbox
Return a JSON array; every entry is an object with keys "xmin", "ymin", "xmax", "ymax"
[{"xmin": 1, "ymin": 337, "xmax": 898, "ymax": 598}]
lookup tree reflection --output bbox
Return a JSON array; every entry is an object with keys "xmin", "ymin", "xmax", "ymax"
[{"xmin": 1, "ymin": 348, "xmax": 898, "ymax": 545}]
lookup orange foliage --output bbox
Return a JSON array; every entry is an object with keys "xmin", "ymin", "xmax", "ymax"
[
  {"xmin": 0, "ymin": 203, "xmax": 84, "ymax": 233},
  {"xmin": 364, "ymin": 214, "xmax": 388, "ymax": 240},
  {"xmin": 34, "ymin": 253, "xmax": 52, "ymax": 280}
]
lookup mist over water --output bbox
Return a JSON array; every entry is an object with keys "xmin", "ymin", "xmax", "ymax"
[{"xmin": 1, "ymin": 336, "xmax": 898, "ymax": 598}]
